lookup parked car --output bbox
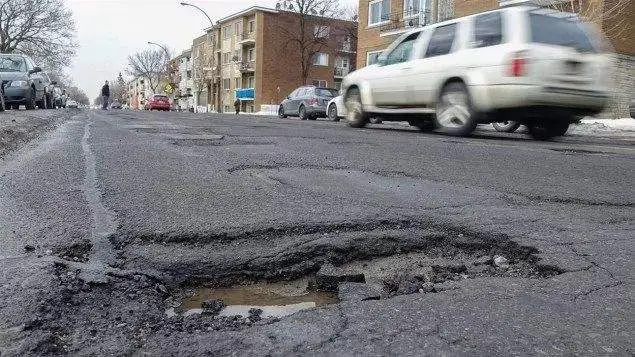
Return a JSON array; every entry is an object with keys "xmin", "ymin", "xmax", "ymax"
[
  {"xmin": 341, "ymin": 6, "xmax": 610, "ymax": 140},
  {"xmin": 0, "ymin": 53, "xmax": 48, "ymax": 110},
  {"xmin": 145, "ymin": 94, "xmax": 171, "ymax": 111},
  {"xmin": 110, "ymin": 100, "xmax": 123, "ymax": 109},
  {"xmin": 278, "ymin": 85, "xmax": 338, "ymax": 120},
  {"xmin": 67, "ymin": 100, "xmax": 78, "ymax": 109}
]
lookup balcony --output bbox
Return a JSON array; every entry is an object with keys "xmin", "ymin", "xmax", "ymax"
[
  {"xmin": 239, "ymin": 60, "xmax": 255, "ymax": 73},
  {"xmin": 235, "ymin": 88, "xmax": 255, "ymax": 101},
  {"xmin": 379, "ymin": 10, "xmax": 429, "ymax": 34},
  {"xmin": 334, "ymin": 67, "xmax": 350, "ymax": 78},
  {"xmin": 239, "ymin": 31, "xmax": 256, "ymax": 45}
]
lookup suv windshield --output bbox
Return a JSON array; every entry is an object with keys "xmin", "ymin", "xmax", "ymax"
[
  {"xmin": 316, "ymin": 88, "xmax": 338, "ymax": 97},
  {"xmin": 529, "ymin": 12, "xmax": 596, "ymax": 52},
  {"xmin": 0, "ymin": 55, "xmax": 27, "ymax": 72}
]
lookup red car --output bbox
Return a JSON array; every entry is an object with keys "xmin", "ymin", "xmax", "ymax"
[{"xmin": 145, "ymin": 94, "xmax": 171, "ymax": 111}]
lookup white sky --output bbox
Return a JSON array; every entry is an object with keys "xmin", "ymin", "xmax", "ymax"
[{"xmin": 65, "ymin": 0, "xmax": 357, "ymax": 98}]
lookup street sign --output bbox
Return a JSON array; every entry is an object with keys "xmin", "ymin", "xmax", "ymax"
[{"xmin": 164, "ymin": 83, "xmax": 174, "ymax": 94}]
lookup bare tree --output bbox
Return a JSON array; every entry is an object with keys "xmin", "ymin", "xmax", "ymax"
[
  {"xmin": 0, "ymin": 0, "xmax": 77, "ymax": 71},
  {"xmin": 126, "ymin": 48, "xmax": 171, "ymax": 93},
  {"xmin": 66, "ymin": 86, "xmax": 88, "ymax": 105},
  {"xmin": 275, "ymin": 0, "xmax": 345, "ymax": 85}
]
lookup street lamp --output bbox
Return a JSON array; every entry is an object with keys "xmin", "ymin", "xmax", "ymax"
[{"xmin": 180, "ymin": 2, "xmax": 214, "ymax": 27}]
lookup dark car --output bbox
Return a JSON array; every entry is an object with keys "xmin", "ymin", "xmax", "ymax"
[
  {"xmin": 0, "ymin": 53, "xmax": 48, "ymax": 110},
  {"xmin": 278, "ymin": 85, "xmax": 338, "ymax": 120}
]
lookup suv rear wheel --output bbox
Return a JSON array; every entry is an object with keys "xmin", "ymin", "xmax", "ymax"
[
  {"xmin": 344, "ymin": 88, "xmax": 368, "ymax": 128},
  {"xmin": 278, "ymin": 105, "xmax": 287, "ymax": 118},
  {"xmin": 435, "ymin": 82, "xmax": 477, "ymax": 136}
]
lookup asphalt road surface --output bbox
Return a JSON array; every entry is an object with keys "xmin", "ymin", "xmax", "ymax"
[{"xmin": 1, "ymin": 109, "xmax": 633, "ymax": 356}]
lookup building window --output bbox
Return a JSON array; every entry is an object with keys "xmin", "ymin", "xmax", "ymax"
[
  {"xmin": 314, "ymin": 25, "xmax": 330, "ymax": 38},
  {"xmin": 223, "ymin": 26, "xmax": 231, "ymax": 39},
  {"xmin": 186, "ymin": 70, "xmax": 192, "ymax": 79},
  {"xmin": 312, "ymin": 80, "xmax": 328, "ymax": 87},
  {"xmin": 249, "ymin": 20, "xmax": 255, "ymax": 33},
  {"xmin": 366, "ymin": 50, "xmax": 383, "ymax": 65},
  {"xmin": 369, "ymin": 0, "xmax": 390, "ymax": 26},
  {"xmin": 248, "ymin": 48, "xmax": 255, "ymax": 61},
  {"xmin": 313, "ymin": 53, "xmax": 329, "ymax": 66},
  {"xmin": 235, "ymin": 77, "xmax": 241, "ymax": 88},
  {"xmin": 247, "ymin": 76, "xmax": 255, "ymax": 88},
  {"xmin": 404, "ymin": 0, "xmax": 426, "ymax": 16},
  {"xmin": 473, "ymin": 12, "xmax": 503, "ymax": 48},
  {"xmin": 248, "ymin": 105, "xmax": 254, "ymax": 113},
  {"xmin": 223, "ymin": 78, "xmax": 230, "ymax": 90},
  {"xmin": 223, "ymin": 52, "xmax": 231, "ymax": 64},
  {"xmin": 234, "ymin": 22, "xmax": 241, "ymax": 36}
]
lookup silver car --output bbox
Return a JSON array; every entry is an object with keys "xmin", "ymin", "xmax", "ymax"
[{"xmin": 278, "ymin": 85, "xmax": 339, "ymax": 120}]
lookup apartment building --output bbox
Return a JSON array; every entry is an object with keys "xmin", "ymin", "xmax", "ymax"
[
  {"xmin": 173, "ymin": 49, "xmax": 194, "ymax": 111},
  {"xmin": 203, "ymin": 6, "xmax": 357, "ymax": 113},
  {"xmin": 191, "ymin": 33, "xmax": 212, "ymax": 112},
  {"xmin": 127, "ymin": 76, "xmax": 154, "ymax": 110}
]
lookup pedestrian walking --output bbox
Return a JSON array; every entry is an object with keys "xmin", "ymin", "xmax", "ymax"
[
  {"xmin": 234, "ymin": 98, "xmax": 241, "ymax": 115},
  {"xmin": 101, "ymin": 81, "xmax": 110, "ymax": 110}
]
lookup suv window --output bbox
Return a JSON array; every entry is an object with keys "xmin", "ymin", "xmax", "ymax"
[
  {"xmin": 289, "ymin": 88, "xmax": 300, "ymax": 98},
  {"xmin": 473, "ymin": 12, "xmax": 503, "ymax": 47},
  {"xmin": 529, "ymin": 12, "xmax": 595, "ymax": 53},
  {"xmin": 425, "ymin": 24, "xmax": 457, "ymax": 57},
  {"xmin": 385, "ymin": 32, "xmax": 419, "ymax": 65}
]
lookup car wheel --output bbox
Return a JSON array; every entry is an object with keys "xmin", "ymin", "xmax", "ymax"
[
  {"xmin": 492, "ymin": 121, "xmax": 521, "ymax": 133},
  {"xmin": 25, "ymin": 89, "xmax": 36, "ymax": 110},
  {"xmin": 369, "ymin": 117, "xmax": 383, "ymax": 124},
  {"xmin": 298, "ymin": 105, "xmax": 307, "ymax": 120},
  {"xmin": 328, "ymin": 103, "xmax": 339, "ymax": 122},
  {"xmin": 526, "ymin": 120, "xmax": 570, "ymax": 141},
  {"xmin": 278, "ymin": 105, "xmax": 287, "ymax": 118},
  {"xmin": 344, "ymin": 88, "xmax": 368, "ymax": 128},
  {"xmin": 434, "ymin": 82, "xmax": 477, "ymax": 136}
]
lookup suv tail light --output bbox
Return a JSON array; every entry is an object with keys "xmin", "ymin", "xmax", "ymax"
[
  {"xmin": 508, "ymin": 51, "xmax": 528, "ymax": 77},
  {"xmin": 308, "ymin": 97, "xmax": 318, "ymax": 105}
]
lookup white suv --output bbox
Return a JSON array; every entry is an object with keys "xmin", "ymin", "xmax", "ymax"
[{"xmin": 342, "ymin": 6, "xmax": 611, "ymax": 140}]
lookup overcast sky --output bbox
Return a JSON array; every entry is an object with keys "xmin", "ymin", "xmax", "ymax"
[{"xmin": 65, "ymin": 0, "xmax": 357, "ymax": 99}]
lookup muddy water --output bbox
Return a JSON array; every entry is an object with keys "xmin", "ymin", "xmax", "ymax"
[{"xmin": 174, "ymin": 281, "xmax": 339, "ymax": 319}]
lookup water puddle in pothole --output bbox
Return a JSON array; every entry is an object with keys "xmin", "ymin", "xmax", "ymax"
[{"xmin": 169, "ymin": 281, "xmax": 339, "ymax": 319}]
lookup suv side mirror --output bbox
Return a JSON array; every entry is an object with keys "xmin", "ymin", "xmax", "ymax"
[{"xmin": 29, "ymin": 67, "xmax": 42, "ymax": 75}]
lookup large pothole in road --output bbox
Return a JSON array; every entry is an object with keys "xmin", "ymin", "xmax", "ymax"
[{"xmin": 156, "ymin": 223, "xmax": 563, "ymax": 321}]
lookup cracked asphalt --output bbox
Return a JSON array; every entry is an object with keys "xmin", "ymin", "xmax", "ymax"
[{"xmin": 0, "ymin": 109, "xmax": 633, "ymax": 356}]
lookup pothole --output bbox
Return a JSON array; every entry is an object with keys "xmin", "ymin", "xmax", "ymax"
[
  {"xmin": 549, "ymin": 148, "xmax": 607, "ymax": 155},
  {"xmin": 169, "ymin": 280, "xmax": 338, "ymax": 319}
]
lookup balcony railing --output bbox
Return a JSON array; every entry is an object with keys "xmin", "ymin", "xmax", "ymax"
[
  {"xmin": 334, "ymin": 67, "xmax": 350, "ymax": 77},
  {"xmin": 379, "ymin": 10, "xmax": 429, "ymax": 33},
  {"xmin": 239, "ymin": 60, "xmax": 255, "ymax": 72}
]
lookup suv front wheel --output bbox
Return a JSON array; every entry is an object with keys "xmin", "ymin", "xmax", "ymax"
[
  {"xmin": 435, "ymin": 82, "xmax": 477, "ymax": 136},
  {"xmin": 344, "ymin": 88, "xmax": 368, "ymax": 128}
]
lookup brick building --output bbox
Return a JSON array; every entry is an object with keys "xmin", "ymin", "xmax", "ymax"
[
  {"xmin": 356, "ymin": 0, "xmax": 633, "ymax": 117},
  {"xmin": 201, "ymin": 6, "xmax": 357, "ymax": 113}
]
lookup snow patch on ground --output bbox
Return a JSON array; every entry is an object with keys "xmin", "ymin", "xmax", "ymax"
[{"xmin": 578, "ymin": 118, "xmax": 635, "ymax": 132}]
